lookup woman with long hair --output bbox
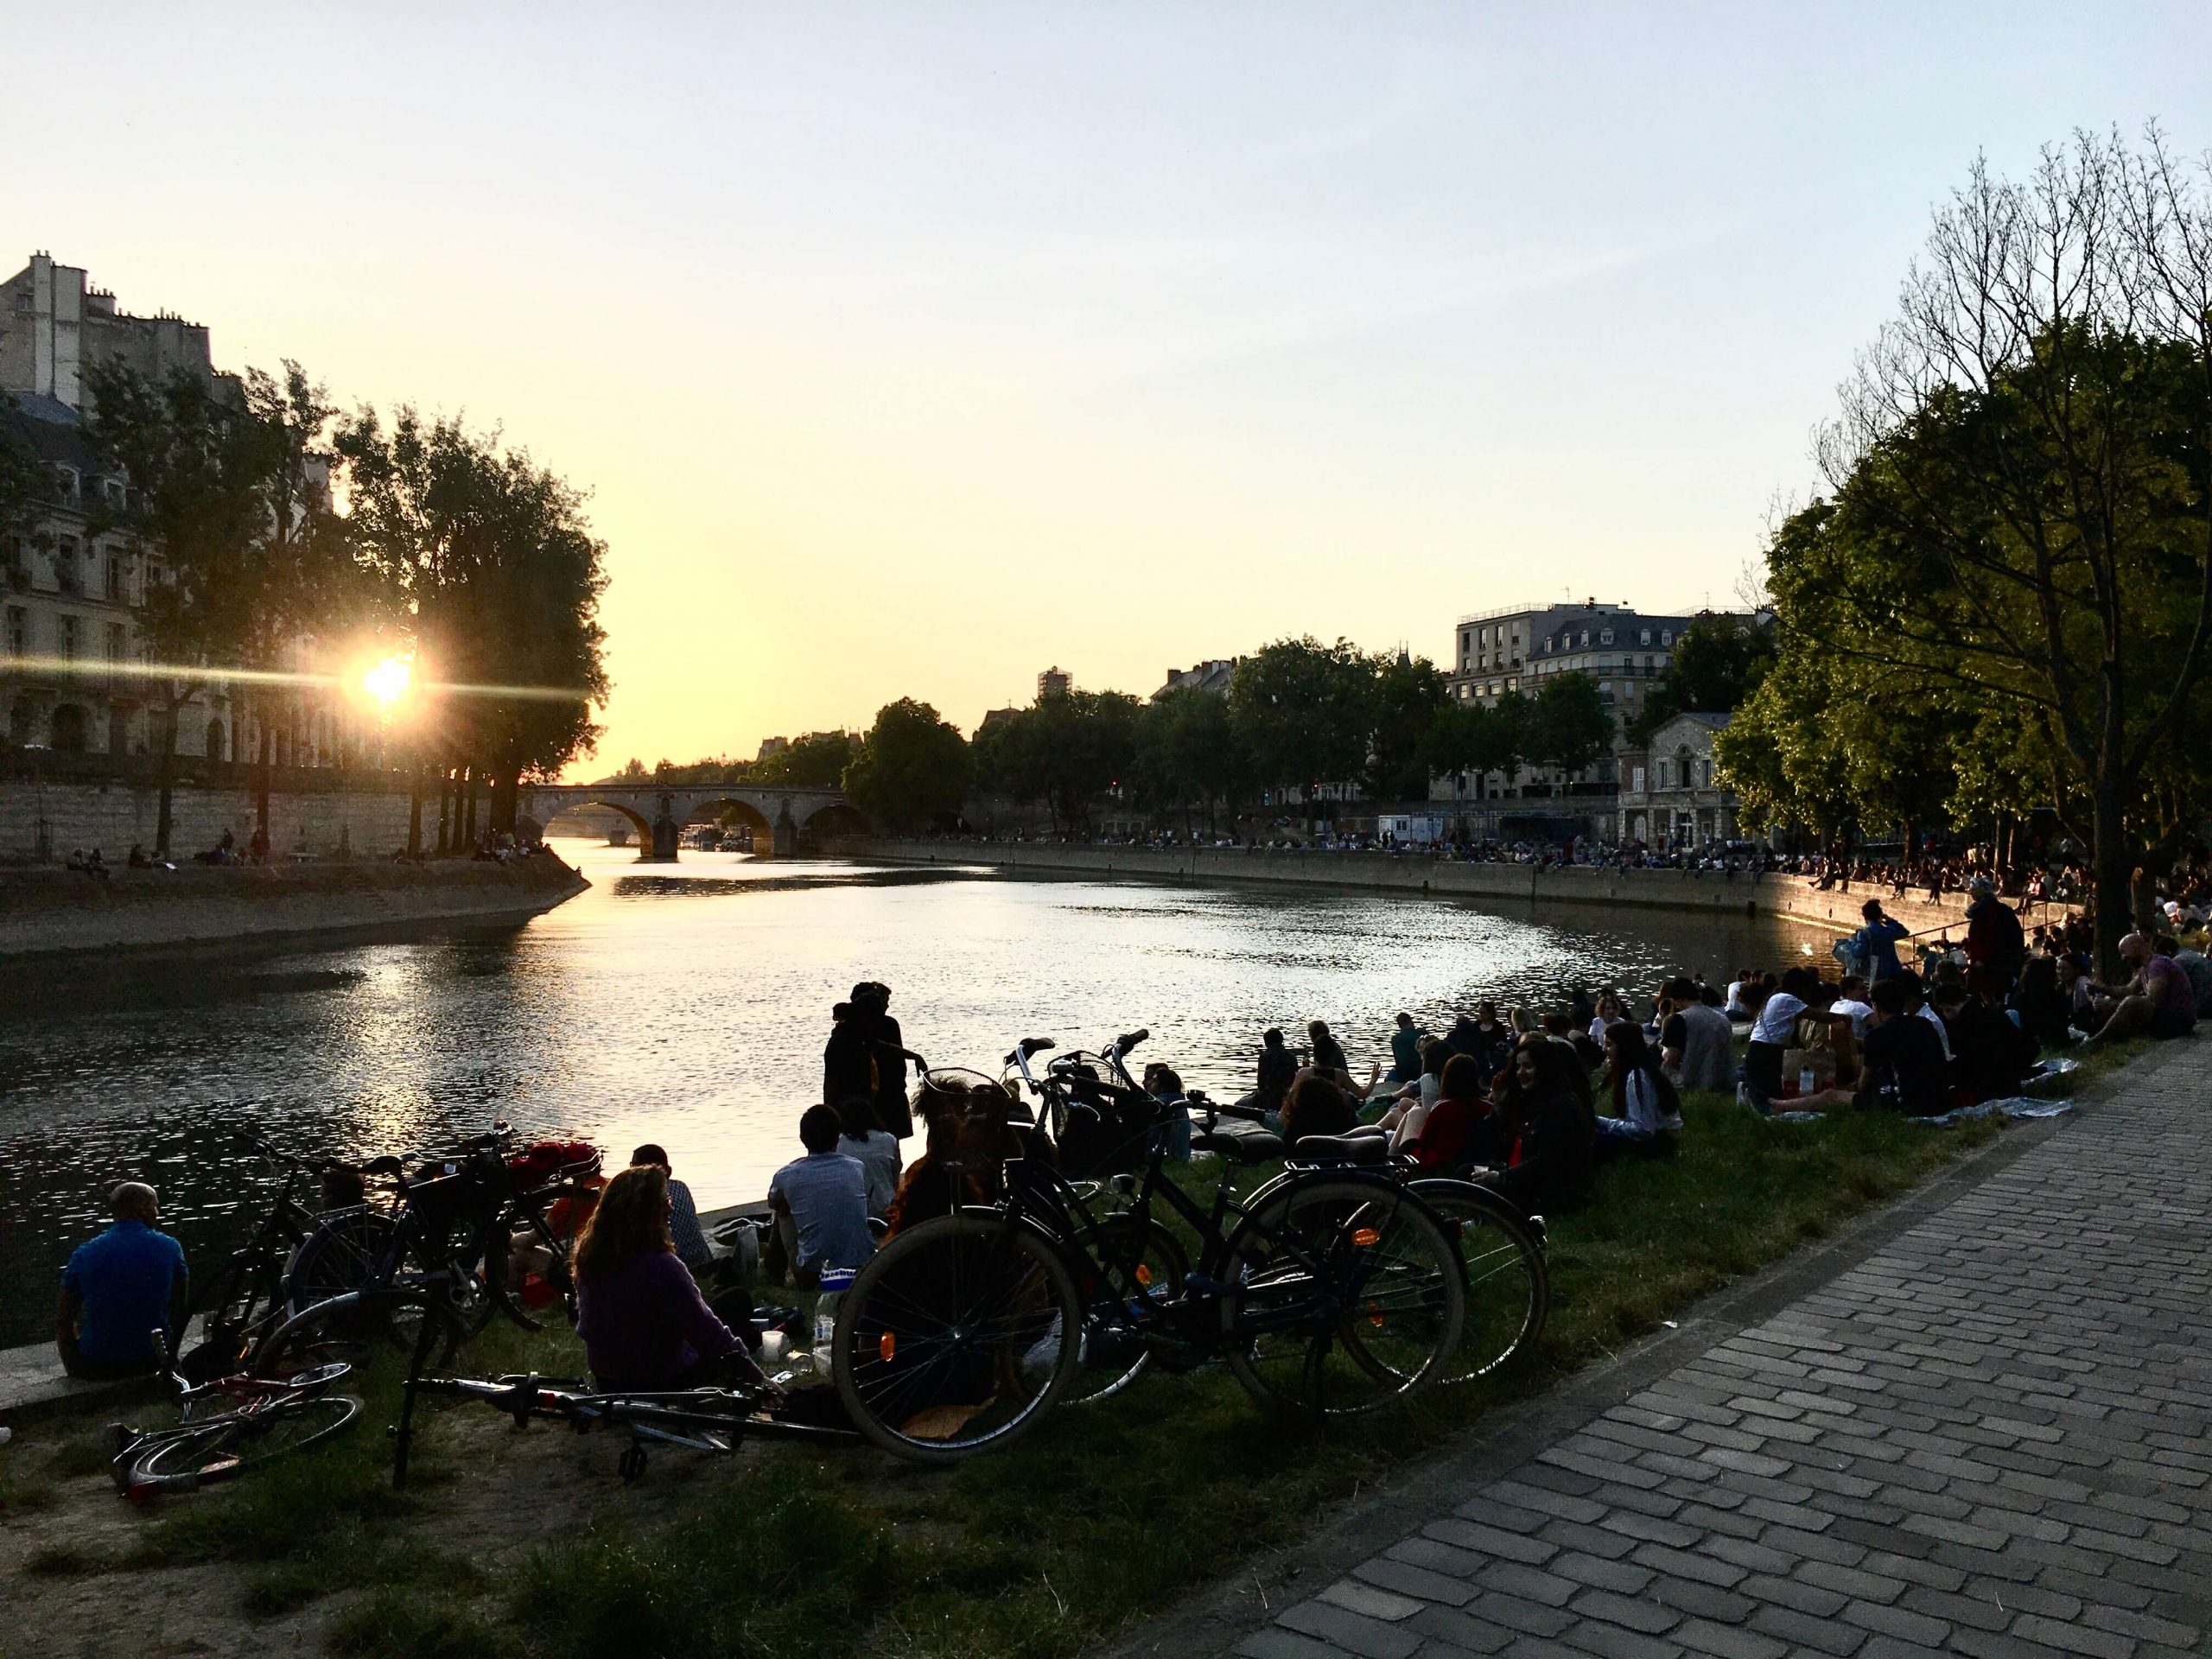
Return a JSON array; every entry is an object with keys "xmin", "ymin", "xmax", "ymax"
[
  {"xmin": 573, "ymin": 1165, "xmax": 774, "ymax": 1395},
  {"xmin": 1479, "ymin": 1036, "xmax": 1598, "ymax": 1214},
  {"xmin": 1597, "ymin": 1021, "xmax": 1682, "ymax": 1154}
]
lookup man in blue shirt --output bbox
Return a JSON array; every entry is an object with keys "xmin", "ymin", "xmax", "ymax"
[
  {"xmin": 767, "ymin": 1106, "xmax": 874, "ymax": 1290},
  {"xmin": 57, "ymin": 1182, "xmax": 188, "ymax": 1380}
]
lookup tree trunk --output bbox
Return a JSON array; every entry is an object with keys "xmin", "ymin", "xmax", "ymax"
[
  {"xmin": 153, "ymin": 700, "xmax": 180, "ymax": 857},
  {"xmin": 407, "ymin": 761, "xmax": 423, "ymax": 860},
  {"xmin": 254, "ymin": 696, "xmax": 273, "ymax": 846},
  {"xmin": 435, "ymin": 767, "xmax": 452, "ymax": 855},
  {"xmin": 462, "ymin": 767, "xmax": 479, "ymax": 849},
  {"xmin": 2090, "ymin": 782, "xmax": 2132, "ymax": 982}
]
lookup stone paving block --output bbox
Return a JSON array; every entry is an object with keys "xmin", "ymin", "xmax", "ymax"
[
  {"xmin": 2010, "ymin": 1611, "xmax": 2138, "ymax": 1658},
  {"xmin": 1565, "ymin": 1589, "xmax": 1681, "ymax": 1637},
  {"xmin": 1322, "ymin": 1581, "xmax": 1429, "ymax": 1623},
  {"xmin": 1741, "ymin": 1603, "xmax": 1866, "ymax": 1655},
  {"xmin": 1278, "ymin": 1600, "xmax": 1425, "ymax": 1659},
  {"xmin": 1629, "ymin": 1544, "xmax": 1749, "ymax": 1591},
  {"xmin": 1238, "ymin": 1629, "xmax": 1357, "ymax": 1659},
  {"xmin": 1353, "ymin": 1557, "xmax": 1480, "ymax": 1608},
  {"xmin": 1553, "ymin": 1619, "xmax": 1686, "ymax": 1659},
  {"xmin": 1424, "ymin": 1518, "xmax": 1561, "ymax": 1566},
  {"xmin": 1662, "ymin": 1617, "xmax": 1788, "ymax": 1659}
]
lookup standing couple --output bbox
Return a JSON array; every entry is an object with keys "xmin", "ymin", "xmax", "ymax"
[{"xmin": 823, "ymin": 980, "xmax": 923, "ymax": 1139}]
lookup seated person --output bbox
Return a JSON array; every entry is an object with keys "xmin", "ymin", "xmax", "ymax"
[
  {"xmin": 1657, "ymin": 976, "xmax": 1737, "ymax": 1094},
  {"xmin": 630, "ymin": 1143, "xmax": 713, "ymax": 1272},
  {"xmin": 1372, "ymin": 1038, "xmax": 1446, "ymax": 1147},
  {"xmin": 1141, "ymin": 1063, "xmax": 1194, "ymax": 1162},
  {"xmin": 1384, "ymin": 1012, "xmax": 1427, "ymax": 1084},
  {"xmin": 2086, "ymin": 931, "xmax": 2199, "ymax": 1043},
  {"xmin": 1796, "ymin": 976, "xmax": 1948, "ymax": 1116},
  {"xmin": 574, "ymin": 1165, "xmax": 774, "ymax": 1394},
  {"xmin": 883, "ymin": 1109, "xmax": 967, "ymax": 1237},
  {"xmin": 1279, "ymin": 1072, "xmax": 1357, "ymax": 1146},
  {"xmin": 833, "ymin": 1096, "xmax": 903, "ymax": 1217},
  {"xmin": 1826, "ymin": 975, "xmax": 1876, "ymax": 1039},
  {"xmin": 2013, "ymin": 955, "xmax": 2076, "ymax": 1049},
  {"xmin": 1596, "ymin": 1023, "xmax": 1683, "ymax": 1153},
  {"xmin": 58, "ymin": 1182, "xmax": 188, "ymax": 1381},
  {"xmin": 1407, "ymin": 1054, "xmax": 1501, "ymax": 1170},
  {"xmin": 1472, "ymin": 1039, "xmax": 1597, "ymax": 1214},
  {"xmin": 768, "ymin": 1106, "xmax": 876, "ymax": 1289},
  {"xmin": 1306, "ymin": 1020, "xmax": 1351, "ymax": 1084},
  {"xmin": 1940, "ymin": 985, "xmax": 2037, "ymax": 1104},
  {"xmin": 1246, "ymin": 1028, "xmax": 1299, "ymax": 1118}
]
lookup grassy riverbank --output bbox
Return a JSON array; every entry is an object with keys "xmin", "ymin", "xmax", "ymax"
[{"xmin": 7, "ymin": 1065, "xmax": 2120, "ymax": 1659}]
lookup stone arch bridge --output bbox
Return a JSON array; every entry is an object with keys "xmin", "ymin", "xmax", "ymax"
[{"xmin": 521, "ymin": 782, "xmax": 861, "ymax": 859}]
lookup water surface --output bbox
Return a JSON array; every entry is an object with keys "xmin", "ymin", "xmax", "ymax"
[{"xmin": 0, "ymin": 842, "xmax": 1821, "ymax": 1345}]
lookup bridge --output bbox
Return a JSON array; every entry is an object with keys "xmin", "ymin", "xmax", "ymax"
[{"xmin": 520, "ymin": 782, "xmax": 861, "ymax": 859}]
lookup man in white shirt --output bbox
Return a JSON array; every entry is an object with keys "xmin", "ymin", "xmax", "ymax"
[{"xmin": 1827, "ymin": 975, "xmax": 1875, "ymax": 1039}]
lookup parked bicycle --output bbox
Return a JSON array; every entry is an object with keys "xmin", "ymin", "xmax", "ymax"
[
  {"xmin": 108, "ymin": 1333, "xmax": 362, "ymax": 1500},
  {"xmin": 829, "ymin": 1028, "xmax": 1467, "ymax": 1464}
]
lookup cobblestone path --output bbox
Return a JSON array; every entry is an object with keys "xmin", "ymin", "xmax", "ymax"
[{"xmin": 1232, "ymin": 1040, "xmax": 2212, "ymax": 1659}]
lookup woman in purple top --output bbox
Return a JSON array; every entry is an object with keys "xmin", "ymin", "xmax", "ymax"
[{"xmin": 574, "ymin": 1166, "xmax": 774, "ymax": 1394}]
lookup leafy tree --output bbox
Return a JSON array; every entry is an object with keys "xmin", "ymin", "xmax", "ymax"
[
  {"xmin": 1420, "ymin": 696, "xmax": 1529, "ymax": 798},
  {"xmin": 972, "ymin": 690, "xmax": 1139, "ymax": 833},
  {"xmin": 1527, "ymin": 673, "xmax": 1612, "ymax": 794},
  {"xmin": 337, "ymin": 407, "xmax": 609, "ymax": 848},
  {"xmin": 1780, "ymin": 130, "xmax": 2212, "ymax": 969},
  {"xmin": 0, "ymin": 397, "xmax": 53, "ymax": 575},
  {"xmin": 1132, "ymin": 687, "xmax": 1246, "ymax": 836},
  {"xmin": 1364, "ymin": 651, "xmax": 1449, "ymax": 801},
  {"xmin": 1625, "ymin": 613, "xmax": 1775, "ymax": 745},
  {"xmin": 1227, "ymin": 637, "xmax": 1373, "ymax": 810},
  {"xmin": 842, "ymin": 698, "xmax": 969, "ymax": 831},
  {"xmin": 753, "ymin": 730, "xmax": 854, "ymax": 789},
  {"xmin": 86, "ymin": 363, "xmax": 273, "ymax": 853}
]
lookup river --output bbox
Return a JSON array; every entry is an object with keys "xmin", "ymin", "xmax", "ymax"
[{"xmin": 0, "ymin": 841, "xmax": 1826, "ymax": 1346}]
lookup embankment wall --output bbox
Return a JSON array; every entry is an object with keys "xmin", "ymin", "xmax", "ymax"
[
  {"xmin": 0, "ymin": 777, "xmax": 415, "ymax": 864},
  {"xmin": 840, "ymin": 839, "xmax": 2067, "ymax": 941},
  {"xmin": 0, "ymin": 853, "xmax": 587, "ymax": 960}
]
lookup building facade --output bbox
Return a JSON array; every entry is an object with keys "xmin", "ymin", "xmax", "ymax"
[
  {"xmin": 3, "ymin": 252, "xmax": 369, "ymax": 779},
  {"xmin": 1616, "ymin": 712, "xmax": 1740, "ymax": 846}
]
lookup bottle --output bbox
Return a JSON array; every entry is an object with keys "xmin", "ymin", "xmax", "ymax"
[
  {"xmin": 1798, "ymin": 1065, "xmax": 1817, "ymax": 1096},
  {"xmin": 813, "ymin": 1266, "xmax": 855, "ymax": 1356}
]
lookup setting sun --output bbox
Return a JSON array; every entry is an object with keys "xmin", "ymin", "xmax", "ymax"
[{"xmin": 362, "ymin": 655, "xmax": 411, "ymax": 709}]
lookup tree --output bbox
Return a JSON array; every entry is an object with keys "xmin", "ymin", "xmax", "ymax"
[
  {"xmin": 0, "ymin": 397, "xmax": 53, "ymax": 574},
  {"xmin": 86, "ymin": 363, "xmax": 273, "ymax": 854},
  {"xmin": 1132, "ymin": 687, "xmax": 1246, "ymax": 836},
  {"xmin": 1227, "ymin": 637, "xmax": 1373, "ymax": 813},
  {"xmin": 1769, "ymin": 130, "xmax": 2212, "ymax": 970},
  {"xmin": 1527, "ymin": 673, "xmax": 1612, "ymax": 795},
  {"xmin": 336, "ymin": 407, "xmax": 609, "ymax": 849},
  {"xmin": 1420, "ymin": 696, "xmax": 1529, "ymax": 800},
  {"xmin": 1365, "ymin": 651, "xmax": 1449, "ymax": 801},
  {"xmin": 1625, "ymin": 613, "xmax": 1775, "ymax": 745},
  {"xmin": 842, "ymin": 698, "xmax": 969, "ymax": 831},
  {"xmin": 753, "ymin": 731, "xmax": 854, "ymax": 789},
  {"xmin": 971, "ymin": 690, "xmax": 1139, "ymax": 833}
]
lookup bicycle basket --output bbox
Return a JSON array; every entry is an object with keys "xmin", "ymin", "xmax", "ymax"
[{"xmin": 507, "ymin": 1139, "xmax": 601, "ymax": 1192}]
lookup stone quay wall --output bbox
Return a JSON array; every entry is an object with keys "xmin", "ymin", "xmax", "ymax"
[
  {"xmin": 840, "ymin": 839, "xmax": 2075, "ymax": 942},
  {"xmin": 0, "ymin": 776, "xmax": 416, "ymax": 864},
  {"xmin": 0, "ymin": 853, "xmax": 587, "ymax": 960}
]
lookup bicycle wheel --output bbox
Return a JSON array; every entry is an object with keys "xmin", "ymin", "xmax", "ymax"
[
  {"xmin": 251, "ymin": 1290, "xmax": 467, "ymax": 1378},
  {"xmin": 832, "ymin": 1213, "xmax": 1084, "ymax": 1465},
  {"xmin": 1062, "ymin": 1213, "xmax": 1187, "ymax": 1406},
  {"xmin": 1220, "ymin": 1178, "xmax": 1463, "ymax": 1421},
  {"xmin": 182, "ymin": 1252, "xmax": 283, "ymax": 1381},
  {"xmin": 284, "ymin": 1206, "xmax": 397, "ymax": 1311},
  {"xmin": 1410, "ymin": 1181, "xmax": 1548, "ymax": 1384},
  {"xmin": 127, "ymin": 1395, "xmax": 363, "ymax": 1491}
]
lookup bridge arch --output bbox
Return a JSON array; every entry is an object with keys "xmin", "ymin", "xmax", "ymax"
[{"xmin": 543, "ymin": 795, "xmax": 656, "ymax": 853}]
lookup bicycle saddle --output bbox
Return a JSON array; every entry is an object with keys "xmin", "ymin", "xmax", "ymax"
[{"xmin": 1289, "ymin": 1135, "xmax": 1389, "ymax": 1166}]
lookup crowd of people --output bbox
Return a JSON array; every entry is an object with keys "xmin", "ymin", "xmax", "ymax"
[{"xmin": 55, "ymin": 900, "xmax": 2208, "ymax": 1397}]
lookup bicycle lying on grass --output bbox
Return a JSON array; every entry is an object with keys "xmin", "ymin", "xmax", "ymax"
[
  {"xmin": 107, "ymin": 1333, "xmax": 363, "ymax": 1501},
  {"xmin": 827, "ymin": 1029, "xmax": 1475, "ymax": 1464}
]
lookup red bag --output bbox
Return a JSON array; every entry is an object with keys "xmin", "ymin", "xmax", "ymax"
[{"xmin": 506, "ymin": 1139, "xmax": 601, "ymax": 1189}]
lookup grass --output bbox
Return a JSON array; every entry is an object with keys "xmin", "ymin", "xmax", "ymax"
[{"xmin": 19, "ymin": 1071, "xmax": 2101, "ymax": 1656}]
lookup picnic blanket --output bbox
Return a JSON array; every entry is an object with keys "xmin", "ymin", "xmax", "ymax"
[{"xmin": 1764, "ymin": 1096, "xmax": 2077, "ymax": 1128}]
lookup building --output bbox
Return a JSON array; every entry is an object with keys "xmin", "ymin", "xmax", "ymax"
[
  {"xmin": 1447, "ymin": 597, "xmax": 1700, "ymax": 721},
  {"xmin": 1037, "ymin": 665, "xmax": 1071, "ymax": 699},
  {"xmin": 2, "ymin": 252, "xmax": 237, "ymax": 417},
  {"xmin": 754, "ymin": 736, "xmax": 789, "ymax": 761},
  {"xmin": 3, "ymin": 252, "xmax": 367, "ymax": 772},
  {"xmin": 1616, "ymin": 712, "xmax": 1739, "ymax": 846},
  {"xmin": 1153, "ymin": 658, "xmax": 1236, "ymax": 700}
]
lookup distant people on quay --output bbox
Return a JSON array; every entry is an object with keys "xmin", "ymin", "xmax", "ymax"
[{"xmin": 57, "ymin": 1182, "xmax": 188, "ymax": 1381}]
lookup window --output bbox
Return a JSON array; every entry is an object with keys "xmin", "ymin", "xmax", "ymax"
[
  {"xmin": 1580, "ymin": 630, "xmax": 1591, "ymax": 646},
  {"xmin": 60, "ymin": 614, "xmax": 80, "ymax": 660},
  {"xmin": 5, "ymin": 606, "xmax": 25, "ymax": 656},
  {"xmin": 1600, "ymin": 629, "xmax": 1613, "ymax": 645},
  {"xmin": 1631, "ymin": 765, "xmax": 1646, "ymax": 792},
  {"xmin": 104, "ymin": 552, "xmax": 122, "ymax": 601},
  {"xmin": 1661, "ymin": 630, "xmax": 1673, "ymax": 645},
  {"xmin": 107, "ymin": 621, "xmax": 125, "ymax": 664},
  {"xmin": 1639, "ymin": 629, "xmax": 1651, "ymax": 645}
]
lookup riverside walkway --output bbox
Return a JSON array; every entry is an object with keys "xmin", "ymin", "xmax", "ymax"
[{"xmin": 1153, "ymin": 1038, "xmax": 2212, "ymax": 1659}]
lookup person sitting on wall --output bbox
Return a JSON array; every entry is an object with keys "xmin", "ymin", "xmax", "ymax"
[
  {"xmin": 766, "ymin": 1105, "xmax": 874, "ymax": 1291},
  {"xmin": 58, "ymin": 1182, "xmax": 188, "ymax": 1381},
  {"xmin": 2085, "ymin": 932, "xmax": 2199, "ymax": 1044},
  {"xmin": 127, "ymin": 842, "xmax": 150, "ymax": 869}
]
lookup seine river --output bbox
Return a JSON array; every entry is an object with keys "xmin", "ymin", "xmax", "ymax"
[{"xmin": 0, "ymin": 842, "xmax": 1821, "ymax": 1346}]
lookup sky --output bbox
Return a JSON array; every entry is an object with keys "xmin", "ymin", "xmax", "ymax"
[{"xmin": 5, "ymin": 3, "xmax": 2209, "ymax": 775}]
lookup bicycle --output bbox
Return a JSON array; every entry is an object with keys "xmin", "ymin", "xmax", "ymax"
[
  {"xmin": 107, "ymin": 1332, "xmax": 363, "ymax": 1500},
  {"xmin": 182, "ymin": 1132, "xmax": 393, "ymax": 1378},
  {"xmin": 830, "ymin": 1029, "xmax": 1466, "ymax": 1464},
  {"xmin": 392, "ymin": 1354, "xmax": 857, "ymax": 1488}
]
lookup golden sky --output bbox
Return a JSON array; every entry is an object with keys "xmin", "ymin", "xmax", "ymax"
[{"xmin": 5, "ymin": 4, "xmax": 2201, "ymax": 776}]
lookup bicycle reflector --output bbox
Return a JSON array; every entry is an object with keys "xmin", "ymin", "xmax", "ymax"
[
  {"xmin": 879, "ymin": 1332, "xmax": 897, "ymax": 1363},
  {"xmin": 1352, "ymin": 1227, "xmax": 1382, "ymax": 1248},
  {"xmin": 1135, "ymin": 1263, "xmax": 1153, "ymax": 1287}
]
